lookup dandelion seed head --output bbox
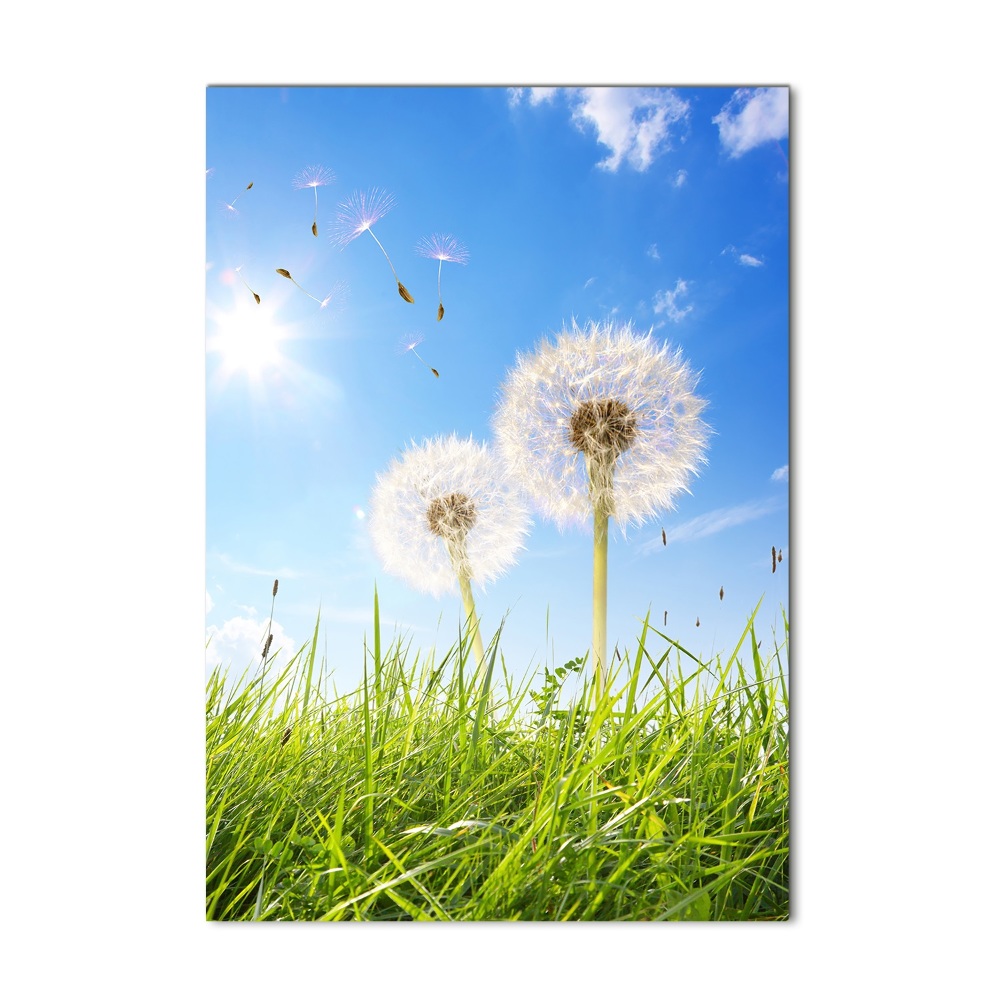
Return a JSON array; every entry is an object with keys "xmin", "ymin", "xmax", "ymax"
[
  {"xmin": 369, "ymin": 435, "xmax": 531, "ymax": 597},
  {"xmin": 494, "ymin": 319, "xmax": 711, "ymax": 530},
  {"xmin": 415, "ymin": 233, "xmax": 470, "ymax": 265},
  {"xmin": 292, "ymin": 164, "xmax": 336, "ymax": 190},
  {"xmin": 330, "ymin": 187, "xmax": 396, "ymax": 248}
]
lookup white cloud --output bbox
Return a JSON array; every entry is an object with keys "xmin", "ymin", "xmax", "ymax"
[
  {"xmin": 511, "ymin": 86, "xmax": 690, "ymax": 172},
  {"xmin": 713, "ymin": 87, "xmax": 789, "ymax": 159},
  {"xmin": 507, "ymin": 86, "xmax": 559, "ymax": 108},
  {"xmin": 571, "ymin": 87, "xmax": 690, "ymax": 171},
  {"xmin": 205, "ymin": 613, "xmax": 296, "ymax": 674},
  {"xmin": 584, "ymin": 276, "xmax": 597, "ymax": 289},
  {"xmin": 652, "ymin": 278, "xmax": 693, "ymax": 322},
  {"xmin": 771, "ymin": 465, "xmax": 789, "ymax": 482},
  {"xmin": 217, "ymin": 552, "xmax": 302, "ymax": 579},
  {"xmin": 636, "ymin": 496, "xmax": 786, "ymax": 556},
  {"xmin": 674, "ymin": 169, "xmax": 688, "ymax": 187},
  {"xmin": 646, "ymin": 244, "xmax": 660, "ymax": 261},
  {"xmin": 739, "ymin": 253, "xmax": 764, "ymax": 267}
]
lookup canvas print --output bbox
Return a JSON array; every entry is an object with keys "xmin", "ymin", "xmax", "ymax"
[{"xmin": 205, "ymin": 85, "xmax": 790, "ymax": 921}]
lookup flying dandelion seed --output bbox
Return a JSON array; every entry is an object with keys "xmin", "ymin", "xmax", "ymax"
[
  {"xmin": 275, "ymin": 267, "xmax": 334, "ymax": 308},
  {"xmin": 415, "ymin": 233, "xmax": 469, "ymax": 321},
  {"xmin": 332, "ymin": 188, "xmax": 413, "ymax": 303},
  {"xmin": 720, "ymin": 586, "xmax": 724, "ymax": 600},
  {"xmin": 235, "ymin": 265, "xmax": 260, "ymax": 304},
  {"xmin": 293, "ymin": 165, "xmax": 335, "ymax": 237},
  {"xmin": 661, "ymin": 527, "xmax": 667, "ymax": 546},
  {"xmin": 224, "ymin": 180, "xmax": 253, "ymax": 216},
  {"xmin": 696, "ymin": 617, "xmax": 700, "ymax": 627},
  {"xmin": 398, "ymin": 333, "xmax": 440, "ymax": 378}
]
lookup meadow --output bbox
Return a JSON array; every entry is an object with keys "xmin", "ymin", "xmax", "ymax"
[{"xmin": 206, "ymin": 592, "xmax": 789, "ymax": 921}]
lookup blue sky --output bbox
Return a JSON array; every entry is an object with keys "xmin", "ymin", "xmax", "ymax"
[{"xmin": 205, "ymin": 85, "xmax": 789, "ymax": 692}]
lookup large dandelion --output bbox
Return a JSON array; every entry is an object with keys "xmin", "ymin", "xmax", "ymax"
[
  {"xmin": 368, "ymin": 435, "xmax": 530, "ymax": 677},
  {"xmin": 494, "ymin": 320, "xmax": 710, "ymax": 695}
]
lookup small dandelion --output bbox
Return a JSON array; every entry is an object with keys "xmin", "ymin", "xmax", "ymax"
[
  {"xmin": 719, "ymin": 586, "xmax": 724, "ymax": 601},
  {"xmin": 275, "ymin": 267, "xmax": 336, "ymax": 308},
  {"xmin": 224, "ymin": 180, "xmax": 253, "ymax": 216},
  {"xmin": 235, "ymin": 265, "xmax": 260, "ymax": 305},
  {"xmin": 331, "ymin": 187, "xmax": 413, "ymax": 303},
  {"xmin": 415, "ymin": 234, "xmax": 469, "ymax": 321},
  {"xmin": 293, "ymin": 165, "xmax": 335, "ymax": 237},
  {"xmin": 398, "ymin": 333, "xmax": 440, "ymax": 378},
  {"xmin": 369, "ymin": 435, "xmax": 530, "ymax": 678}
]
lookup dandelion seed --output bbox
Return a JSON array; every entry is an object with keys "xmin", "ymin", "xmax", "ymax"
[
  {"xmin": 332, "ymin": 187, "xmax": 413, "ymax": 303},
  {"xmin": 696, "ymin": 617, "xmax": 700, "ymax": 627},
  {"xmin": 293, "ymin": 165, "xmax": 335, "ymax": 237},
  {"xmin": 398, "ymin": 334, "xmax": 440, "ymax": 379},
  {"xmin": 772, "ymin": 546, "xmax": 777, "ymax": 573},
  {"xmin": 661, "ymin": 527, "xmax": 667, "ymax": 546},
  {"xmin": 224, "ymin": 180, "xmax": 253, "ymax": 216},
  {"xmin": 720, "ymin": 586, "xmax": 724, "ymax": 600},
  {"xmin": 235, "ymin": 265, "xmax": 260, "ymax": 304},
  {"xmin": 416, "ymin": 233, "xmax": 469, "ymax": 321},
  {"xmin": 494, "ymin": 320, "xmax": 710, "ymax": 695},
  {"xmin": 275, "ymin": 267, "xmax": 332, "ymax": 307},
  {"xmin": 778, "ymin": 548, "xmax": 783, "ymax": 563}
]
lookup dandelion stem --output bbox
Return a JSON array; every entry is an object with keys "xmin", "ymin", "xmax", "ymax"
[
  {"xmin": 457, "ymin": 568, "xmax": 487, "ymax": 685},
  {"xmin": 592, "ymin": 504, "xmax": 609, "ymax": 700},
  {"xmin": 366, "ymin": 228, "xmax": 413, "ymax": 302}
]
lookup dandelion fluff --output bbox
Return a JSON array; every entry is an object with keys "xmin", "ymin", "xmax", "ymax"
[
  {"xmin": 494, "ymin": 320, "xmax": 711, "ymax": 531},
  {"xmin": 369, "ymin": 435, "xmax": 530, "ymax": 599}
]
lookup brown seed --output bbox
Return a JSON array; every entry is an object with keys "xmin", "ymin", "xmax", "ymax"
[
  {"xmin": 437, "ymin": 303, "xmax": 445, "ymax": 321},
  {"xmin": 397, "ymin": 281, "xmax": 415, "ymax": 303},
  {"xmin": 281, "ymin": 727, "xmax": 291, "ymax": 746},
  {"xmin": 661, "ymin": 528, "xmax": 667, "ymax": 546},
  {"xmin": 696, "ymin": 617, "xmax": 700, "ymax": 627},
  {"xmin": 246, "ymin": 182, "xmax": 253, "ymax": 190},
  {"xmin": 719, "ymin": 586, "xmax": 724, "ymax": 601},
  {"xmin": 568, "ymin": 398, "xmax": 638, "ymax": 459},
  {"xmin": 772, "ymin": 546, "xmax": 777, "ymax": 573},
  {"xmin": 276, "ymin": 268, "xmax": 292, "ymax": 279},
  {"xmin": 426, "ymin": 492, "xmax": 477, "ymax": 537},
  {"xmin": 431, "ymin": 368, "xmax": 440, "ymax": 378},
  {"xmin": 778, "ymin": 549, "xmax": 783, "ymax": 563},
  {"xmin": 252, "ymin": 292, "xmax": 260, "ymax": 304},
  {"xmin": 312, "ymin": 221, "xmax": 318, "ymax": 237}
]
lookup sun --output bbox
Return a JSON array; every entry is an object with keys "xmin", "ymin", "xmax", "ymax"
[{"xmin": 207, "ymin": 295, "xmax": 290, "ymax": 387}]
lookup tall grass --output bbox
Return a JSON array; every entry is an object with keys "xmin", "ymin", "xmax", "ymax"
[{"xmin": 206, "ymin": 597, "xmax": 789, "ymax": 921}]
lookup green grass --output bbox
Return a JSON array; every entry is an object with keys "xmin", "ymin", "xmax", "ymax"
[{"xmin": 206, "ymin": 597, "xmax": 789, "ymax": 921}]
